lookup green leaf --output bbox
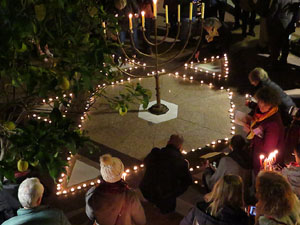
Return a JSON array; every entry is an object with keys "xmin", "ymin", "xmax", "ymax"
[
  {"xmin": 35, "ymin": 4, "xmax": 46, "ymax": 22},
  {"xmin": 16, "ymin": 43, "xmax": 27, "ymax": 53}
]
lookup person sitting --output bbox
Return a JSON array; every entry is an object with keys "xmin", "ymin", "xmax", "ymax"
[
  {"xmin": 180, "ymin": 174, "xmax": 250, "ymax": 225},
  {"xmin": 203, "ymin": 135, "xmax": 253, "ymax": 203},
  {"xmin": 255, "ymin": 171, "xmax": 300, "ymax": 225},
  {"xmin": 2, "ymin": 177, "xmax": 70, "ymax": 225},
  {"xmin": 139, "ymin": 134, "xmax": 193, "ymax": 214},
  {"xmin": 85, "ymin": 154, "xmax": 146, "ymax": 225},
  {"xmin": 243, "ymin": 86, "xmax": 285, "ymax": 175},
  {"xmin": 282, "ymin": 143, "xmax": 300, "ymax": 199},
  {"xmin": 248, "ymin": 67, "xmax": 295, "ymax": 125}
]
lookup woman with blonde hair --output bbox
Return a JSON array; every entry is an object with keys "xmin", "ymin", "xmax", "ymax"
[
  {"xmin": 255, "ymin": 171, "xmax": 300, "ymax": 225},
  {"xmin": 180, "ymin": 174, "xmax": 249, "ymax": 225}
]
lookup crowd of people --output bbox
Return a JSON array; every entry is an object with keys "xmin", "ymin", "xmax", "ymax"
[
  {"xmin": 110, "ymin": 0, "xmax": 299, "ymax": 67},
  {"xmin": 0, "ymin": 0, "xmax": 300, "ymax": 225}
]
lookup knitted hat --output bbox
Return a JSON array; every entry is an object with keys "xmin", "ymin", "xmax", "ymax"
[{"xmin": 100, "ymin": 154, "xmax": 124, "ymax": 183}]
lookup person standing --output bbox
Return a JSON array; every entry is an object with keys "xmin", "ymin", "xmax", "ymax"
[
  {"xmin": 86, "ymin": 154, "xmax": 146, "ymax": 225},
  {"xmin": 139, "ymin": 134, "xmax": 193, "ymax": 214},
  {"xmin": 266, "ymin": 0, "xmax": 300, "ymax": 65},
  {"xmin": 138, "ymin": 0, "xmax": 153, "ymax": 54},
  {"xmin": 240, "ymin": 0, "xmax": 256, "ymax": 37}
]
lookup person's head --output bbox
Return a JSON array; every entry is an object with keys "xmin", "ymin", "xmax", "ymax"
[
  {"xmin": 203, "ymin": 17, "xmax": 222, "ymax": 33},
  {"xmin": 167, "ymin": 134, "xmax": 184, "ymax": 150},
  {"xmin": 294, "ymin": 143, "xmax": 300, "ymax": 164},
  {"xmin": 18, "ymin": 178, "xmax": 44, "ymax": 209},
  {"xmin": 230, "ymin": 135, "xmax": 246, "ymax": 151},
  {"xmin": 100, "ymin": 154, "xmax": 124, "ymax": 183},
  {"xmin": 248, "ymin": 67, "xmax": 269, "ymax": 86},
  {"xmin": 256, "ymin": 171, "xmax": 297, "ymax": 218},
  {"xmin": 255, "ymin": 86, "xmax": 281, "ymax": 113},
  {"xmin": 114, "ymin": 0, "xmax": 127, "ymax": 10},
  {"xmin": 205, "ymin": 174, "xmax": 244, "ymax": 216}
]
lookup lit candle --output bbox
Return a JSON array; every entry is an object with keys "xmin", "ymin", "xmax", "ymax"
[
  {"xmin": 165, "ymin": 5, "xmax": 169, "ymax": 24},
  {"xmin": 102, "ymin": 22, "xmax": 106, "ymax": 34},
  {"xmin": 128, "ymin": 13, "xmax": 133, "ymax": 30},
  {"xmin": 189, "ymin": 2, "xmax": 193, "ymax": 21},
  {"xmin": 259, "ymin": 154, "xmax": 264, "ymax": 168},
  {"xmin": 122, "ymin": 172, "xmax": 127, "ymax": 181},
  {"xmin": 201, "ymin": 3, "xmax": 205, "ymax": 19},
  {"xmin": 153, "ymin": 0, "xmax": 157, "ymax": 18},
  {"xmin": 141, "ymin": 11, "xmax": 145, "ymax": 28},
  {"xmin": 274, "ymin": 149, "xmax": 278, "ymax": 162},
  {"xmin": 178, "ymin": 4, "xmax": 180, "ymax": 22}
]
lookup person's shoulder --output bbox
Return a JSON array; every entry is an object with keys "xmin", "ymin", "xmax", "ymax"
[{"xmin": 258, "ymin": 215, "xmax": 278, "ymax": 225}]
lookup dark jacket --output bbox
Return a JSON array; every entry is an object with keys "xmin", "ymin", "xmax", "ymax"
[
  {"xmin": 180, "ymin": 0, "xmax": 198, "ymax": 18},
  {"xmin": 267, "ymin": 0, "xmax": 300, "ymax": 31},
  {"xmin": 2, "ymin": 206, "xmax": 70, "ymax": 225},
  {"xmin": 140, "ymin": 144, "xmax": 193, "ymax": 203},
  {"xmin": 85, "ymin": 180, "xmax": 146, "ymax": 225},
  {"xmin": 180, "ymin": 201, "xmax": 249, "ymax": 225},
  {"xmin": 0, "ymin": 183, "xmax": 20, "ymax": 224},
  {"xmin": 251, "ymin": 79, "xmax": 295, "ymax": 114},
  {"xmin": 115, "ymin": 0, "xmax": 140, "ymax": 31}
]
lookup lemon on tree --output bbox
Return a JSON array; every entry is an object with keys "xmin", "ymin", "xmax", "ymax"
[
  {"xmin": 3, "ymin": 121, "xmax": 16, "ymax": 130},
  {"xmin": 17, "ymin": 159, "xmax": 29, "ymax": 172},
  {"xmin": 60, "ymin": 76, "xmax": 70, "ymax": 90}
]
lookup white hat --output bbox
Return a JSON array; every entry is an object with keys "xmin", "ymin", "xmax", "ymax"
[{"xmin": 100, "ymin": 154, "xmax": 124, "ymax": 183}]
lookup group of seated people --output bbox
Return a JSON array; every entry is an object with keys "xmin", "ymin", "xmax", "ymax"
[{"xmin": 2, "ymin": 133, "xmax": 300, "ymax": 225}]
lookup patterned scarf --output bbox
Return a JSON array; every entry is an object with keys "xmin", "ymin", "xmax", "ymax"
[{"xmin": 247, "ymin": 106, "xmax": 278, "ymax": 140}]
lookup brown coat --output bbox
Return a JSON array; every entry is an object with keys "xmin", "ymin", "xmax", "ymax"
[{"xmin": 85, "ymin": 181, "xmax": 146, "ymax": 225}]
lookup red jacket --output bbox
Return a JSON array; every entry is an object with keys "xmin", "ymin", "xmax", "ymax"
[{"xmin": 251, "ymin": 111, "xmax": 285, "ymax": 174}]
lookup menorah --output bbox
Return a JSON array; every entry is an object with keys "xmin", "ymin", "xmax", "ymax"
[{"xmin": 112, "ymin": 0, "xmax": 205, "ymax": 115}]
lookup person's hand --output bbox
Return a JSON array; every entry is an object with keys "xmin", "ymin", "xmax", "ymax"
[
  {"xmin": 243, "ymin": 124, "xmax": 250, "ymax": 133},
  {"xmin": 195, "ymin": 51, "xmax": 199, "ymax": 60}
]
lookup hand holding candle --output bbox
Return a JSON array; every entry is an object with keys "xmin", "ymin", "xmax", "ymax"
[
  {"xmin": 259, "ymin": 154, "xmax": 264, "ymax": 168},
  {"xmin": 128, "ymin": 13, "xmax": 133, "ymax": 30}
]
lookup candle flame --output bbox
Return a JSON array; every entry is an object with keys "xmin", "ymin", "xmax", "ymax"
[
  {"xmin": 260, "ymin": 154, "xmax": 265, "ymax": 159},
  {"xmin": 153, "ymin": 0, "xmax": 157, "ymax": 3},
  {"xmin": 141, "ymin": 11, "xmax": 145, "ymax": 16},
  {"xmin": 129, "ymin": 13, "xmax": 133, "ymax": 18}
]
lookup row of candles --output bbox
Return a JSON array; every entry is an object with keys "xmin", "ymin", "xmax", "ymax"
[
  {"xmin": 26, "ymin": 52, "xmax": 231, "ymax": 195},
  {"xmin": 53, "ymin": 54, "xmax": 236, "ymax": 196},
  {"xmin": 127, "ymin": 0, "xmax": 205, "ymax": 30},
  {"xmin": 260, "ymin": 150, "xmax": 279, "ymax": 171}
]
